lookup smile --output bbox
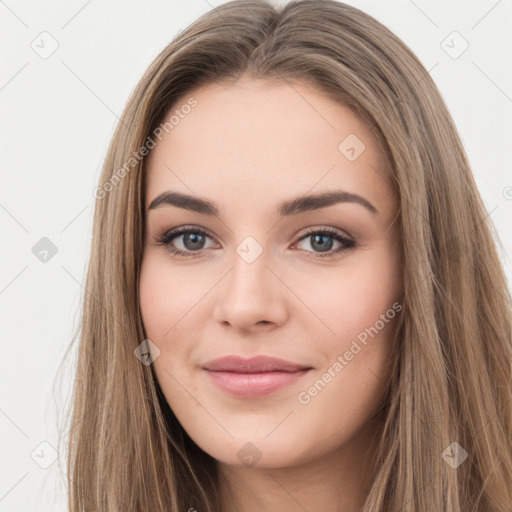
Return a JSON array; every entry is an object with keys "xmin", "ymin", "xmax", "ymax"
[{"xmin": 201, "ymin": 355, "xmax": 313, "ymax": 398}]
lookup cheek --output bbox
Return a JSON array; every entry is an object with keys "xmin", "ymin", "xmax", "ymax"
[
  {"xmin": 139, "ymin": 264, "xmax": 171, "ymax": 344},
  {"xmin": 307, "ymin": 251, "xmax": 401, "ymax": 353},
  {"xmin": 299, "ymin": 249, "xmax": 401, "ymax": 414},
  {"xmin": 139, "ymin": 256, "xmax": 201, "ymax": 406},
  {"xmin": 139, "ymin": 254, "xmax": 204, "ymax": 341},
  {"xmin": 139, "ymin": 254, "xmax": 216, "ymax": 389},
  {"xmin": 294, "ymin": 271, "xmax": 399, "ymax": 452}
]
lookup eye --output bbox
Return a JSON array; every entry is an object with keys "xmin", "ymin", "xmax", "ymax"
[
  {"xmin": 292, "ymin": 227, "xmax": 356, "ymax": 258},
  {"xmin": 153, "ymin": 225, "xmax": 356, "ymax": 259},
  {"xmin": 154, "ymin": 226, "xmax": 216, "ymax": 258}
]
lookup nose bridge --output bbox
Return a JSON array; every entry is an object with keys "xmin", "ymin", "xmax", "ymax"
[
  {"xmin": 213, "ymin": 235, "xmax": 288, "ymax": 329},
  {"xmin": 230, "ymin": 240, "xmax": 269, "ymax": 294}
]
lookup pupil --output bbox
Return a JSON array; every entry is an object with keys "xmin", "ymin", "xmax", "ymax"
[
  {"xmin": 312, "ymin": 234, "xmax": 333, "ymax": 252},
  {"xmin": 184, "ymin": 233, "xmax": 204, "ymax": 250}
]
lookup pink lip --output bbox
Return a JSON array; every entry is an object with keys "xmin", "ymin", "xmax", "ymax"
[{"xmin": 202, "ymin": 356, "xmax": 312, "ymax": 398}]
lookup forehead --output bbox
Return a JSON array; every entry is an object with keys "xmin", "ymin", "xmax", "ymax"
[{"xmin": 144, "ymin": 78, "xmax": 396, "ymax": 219}]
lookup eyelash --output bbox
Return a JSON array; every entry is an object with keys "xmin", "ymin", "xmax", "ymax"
[{"xmin": 153, "ymin": 225, "xmax": 356, "ymax": 260}]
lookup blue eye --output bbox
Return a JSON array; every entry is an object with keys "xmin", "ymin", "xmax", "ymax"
[
  {"xmin": 294, "ymin": 227, "xmax": 356, "ymax": 258},
  {"xmin": 154, "ymin": 225, "xmax": 356, "ymax": 259},
  {"xmin": 154, "ymin": 228, "xmax": 214, "ymax": 258}
]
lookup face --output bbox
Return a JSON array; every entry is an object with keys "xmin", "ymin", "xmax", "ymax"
[{"xmin": 139, "ymin": 77, "xmax": 403, "ymax": 470}]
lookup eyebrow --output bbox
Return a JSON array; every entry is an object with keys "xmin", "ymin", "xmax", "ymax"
[{"xmin": 148, "ymin": 190, "xmax": 379, "ymax": 217}]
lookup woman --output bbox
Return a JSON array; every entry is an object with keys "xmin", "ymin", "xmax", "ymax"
[{"xmin": 62, "ymin": 0, "xmax": 512, "ymax": 510}]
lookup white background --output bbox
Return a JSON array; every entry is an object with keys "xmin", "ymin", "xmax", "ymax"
[{"xmin": 1, "ymin": 0, "xmax": 511, "ymax": 510}]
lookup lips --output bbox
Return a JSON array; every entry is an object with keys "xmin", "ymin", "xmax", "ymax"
[
  {"xmin": 202, "ymin": 355, "xmax": 312, "ymax": 398},
  {"xmin": 202, "ymin": 355, "xmax": 311, "ymax": 373}
]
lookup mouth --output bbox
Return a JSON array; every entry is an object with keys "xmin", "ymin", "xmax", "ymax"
[{"xmin": 201, "ymin": 355, "xmax": 312, "ymax": 398}]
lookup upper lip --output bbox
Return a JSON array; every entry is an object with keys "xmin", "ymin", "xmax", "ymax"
[{"xmin": 202, "ymin": 355, "xmax": 311, "ymax": 373}]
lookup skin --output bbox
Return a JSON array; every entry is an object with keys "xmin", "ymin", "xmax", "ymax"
[{"xmin": 139, "ymin": 77, "xmax": 403, "ymax": 512}]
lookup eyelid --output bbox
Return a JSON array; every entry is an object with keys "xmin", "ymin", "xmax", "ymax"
[{"xmin": 296, "ymin": 225, "xmax": 353, "ymax": 241}]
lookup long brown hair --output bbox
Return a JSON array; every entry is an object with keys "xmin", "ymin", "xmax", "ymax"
[{"xmin": 58, "ymin": 0, "xmax": 512, "ymax": 510}]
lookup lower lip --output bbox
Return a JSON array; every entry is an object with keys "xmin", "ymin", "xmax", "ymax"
[{"xmin": 204, "ymin": 369, "xmax": 311, "ymax": 398}]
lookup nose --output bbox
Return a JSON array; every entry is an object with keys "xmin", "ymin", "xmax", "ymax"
[{"xmin": 212, "ymin": 249, "xmax": 289, "ymax": 332}]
